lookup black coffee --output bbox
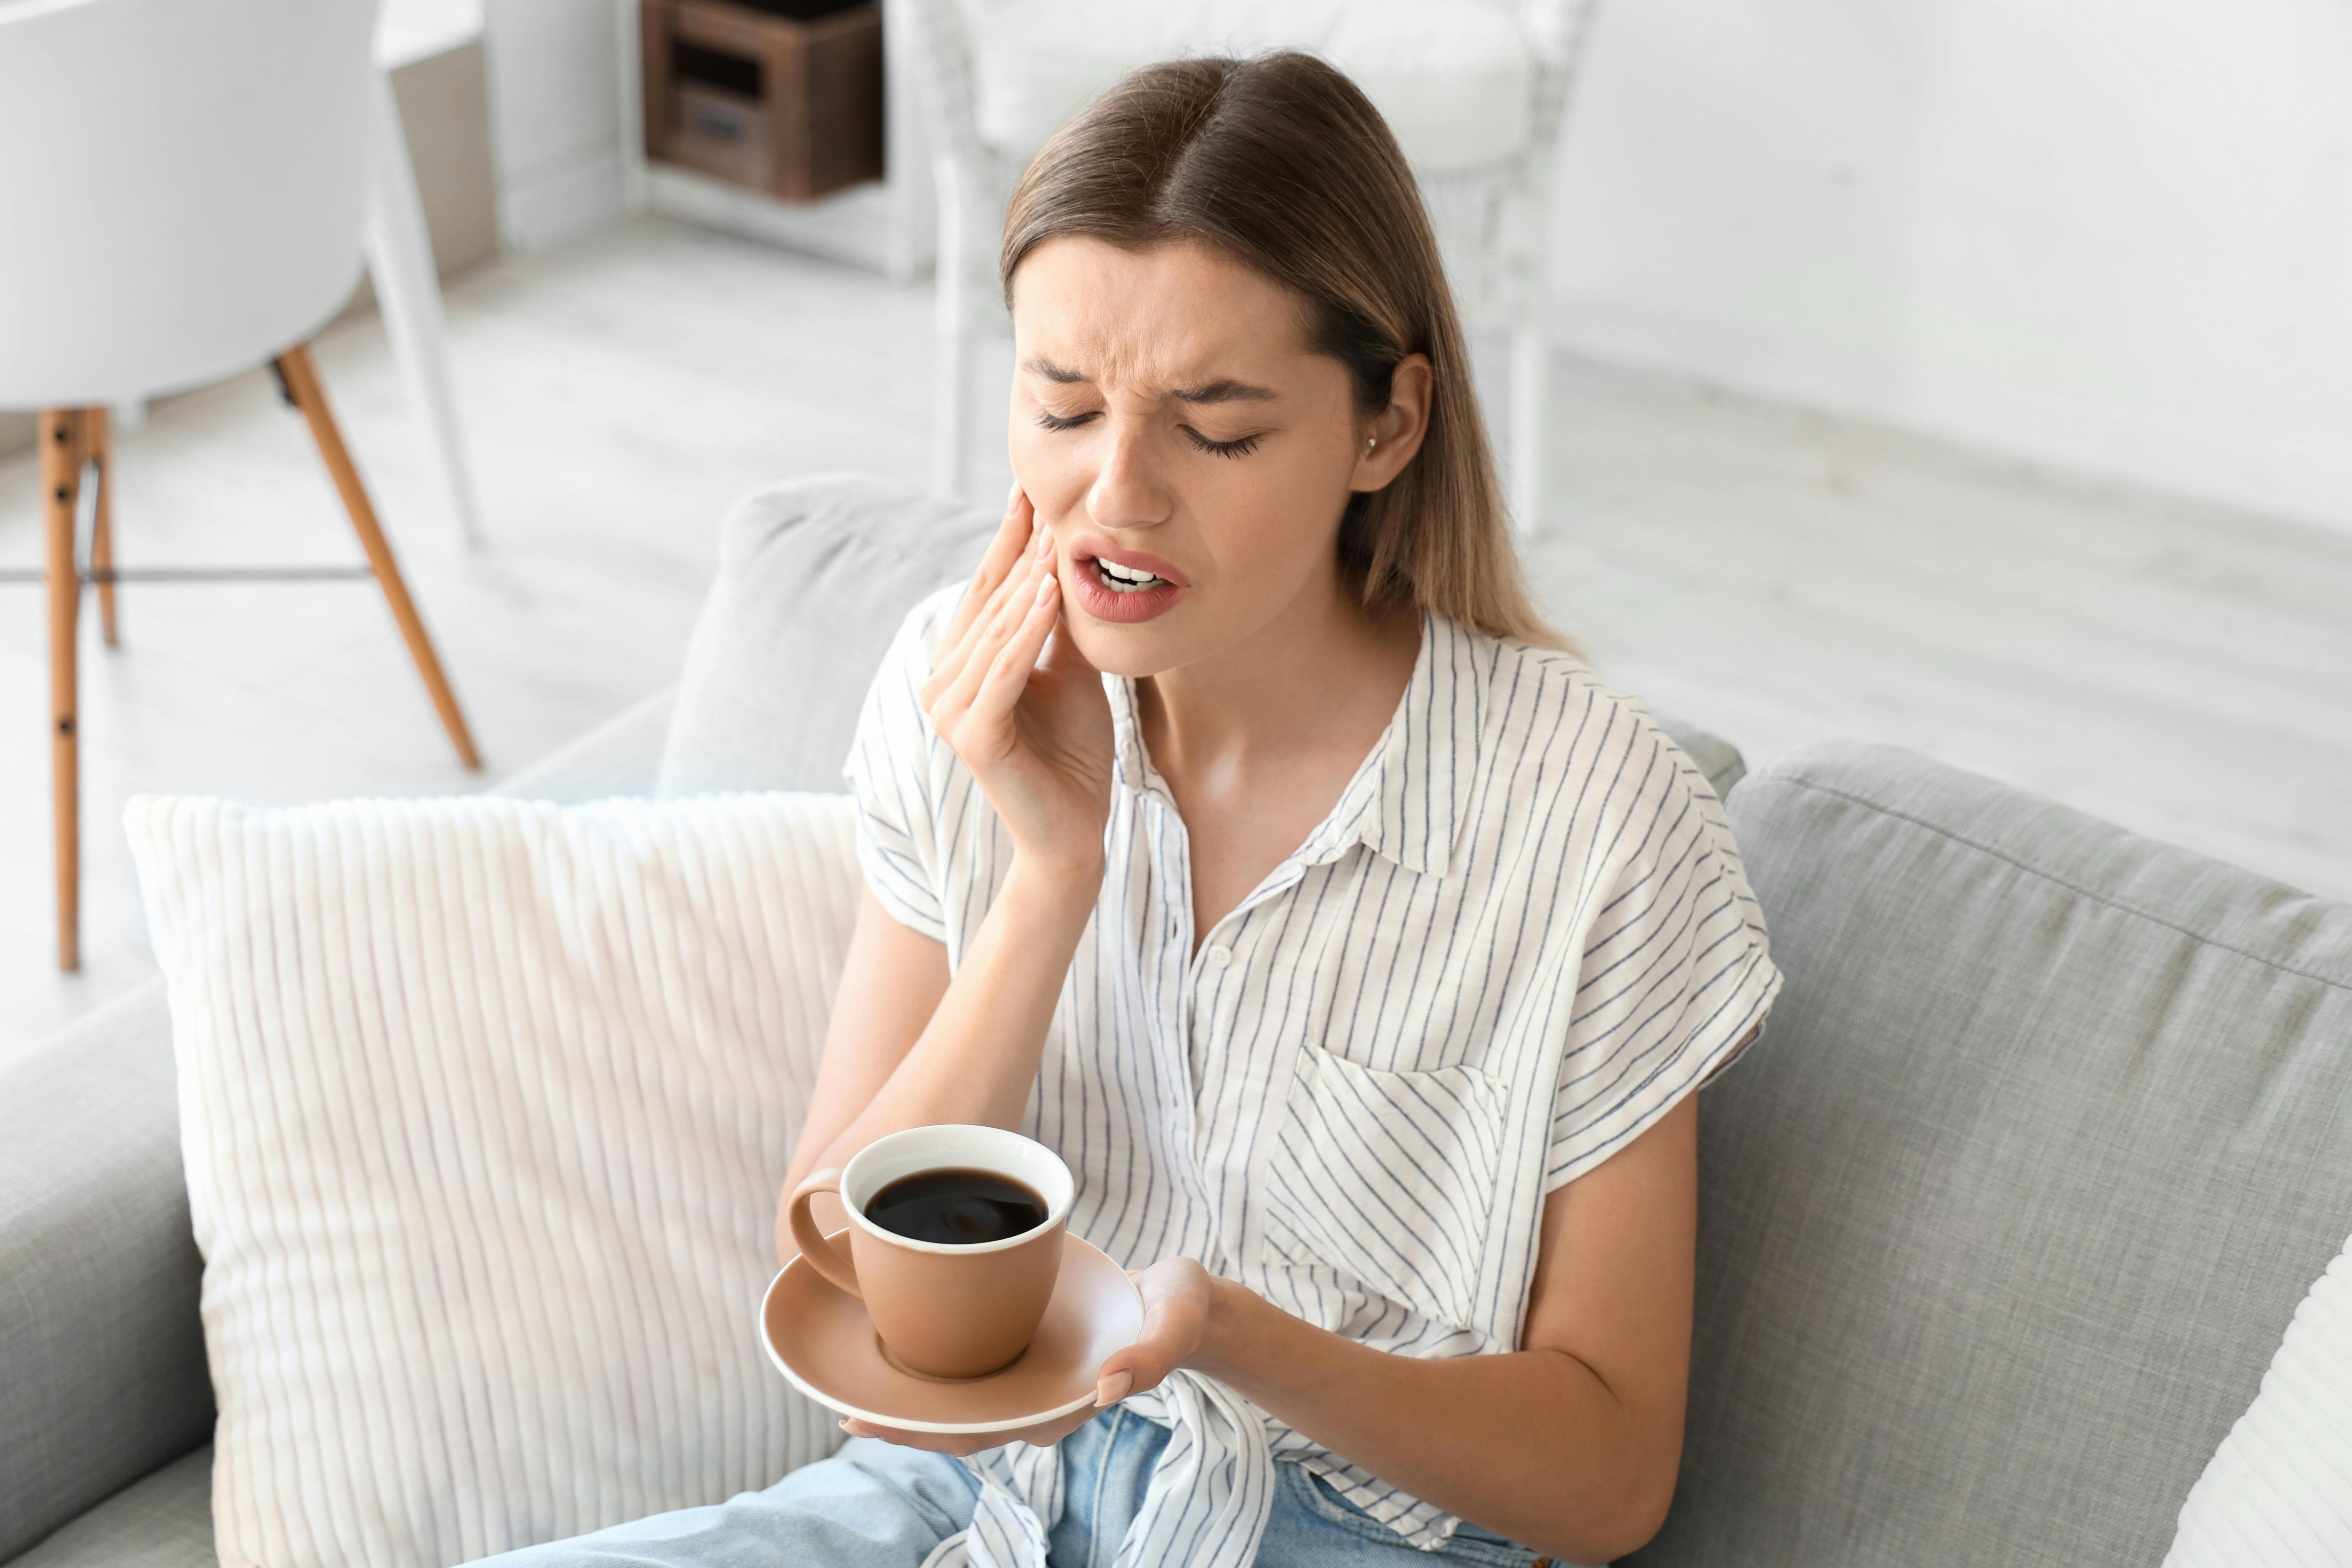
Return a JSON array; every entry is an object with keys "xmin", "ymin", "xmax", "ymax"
[{"xmin": 864, "ymin": 1168, "xmax": 1049, "ymax": 1246}]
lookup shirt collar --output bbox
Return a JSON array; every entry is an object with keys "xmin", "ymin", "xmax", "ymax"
[{"xmin": 1105, "ymin": 609, "xmax": 1486, "ymax": 878}]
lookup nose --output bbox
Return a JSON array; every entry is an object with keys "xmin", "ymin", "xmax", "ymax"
[{"xmin": 1085, "ymin": 417, "xmax": 1173, "ymax": 534}]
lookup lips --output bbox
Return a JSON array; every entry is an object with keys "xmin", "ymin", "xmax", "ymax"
[{"xmin": 1067, "ymin": 543, "xmax": 1188, "ymax": 625}]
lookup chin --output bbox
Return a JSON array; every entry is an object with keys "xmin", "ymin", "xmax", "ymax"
[{"xmin": 1062, "ymin": 611, "xmax": 1188, "ymax": 680}]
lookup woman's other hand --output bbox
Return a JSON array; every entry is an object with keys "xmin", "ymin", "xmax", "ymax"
[
  {"xmin": 920, "ymin": 484, "xmax": 1114, "ymax": 882},
  {"xmin": 1089, "ymin": 1256, "xmax": 1213, "ymax": 1407},
  {"xmin": 840, "ymin": 1256, "xmax": 1214, "ymax": 1456}
]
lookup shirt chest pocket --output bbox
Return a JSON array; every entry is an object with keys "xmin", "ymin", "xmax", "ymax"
[{"xmin": 1261, "ymin": 1046, "xmax": 1510, "ymax": 1330}]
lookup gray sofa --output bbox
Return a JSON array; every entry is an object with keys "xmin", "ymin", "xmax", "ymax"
[{"xmin": 4, "ymin": 477, "xmax": 2346, "ymax": 1568}]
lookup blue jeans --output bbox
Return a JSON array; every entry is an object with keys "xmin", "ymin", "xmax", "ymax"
[{"xmin": 470, "ymin": 1408, "xmax": 1560, "ymax": 1567}]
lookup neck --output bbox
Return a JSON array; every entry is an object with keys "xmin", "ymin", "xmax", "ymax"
[{"xmin": 1138, "ymin": 567, "xmax": 1420, "ymax": 777}]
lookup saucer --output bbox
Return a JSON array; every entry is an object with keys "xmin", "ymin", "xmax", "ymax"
[{"xmin": 761, "ymin": 1231, "xmax": 1143, "ymax": 1434}]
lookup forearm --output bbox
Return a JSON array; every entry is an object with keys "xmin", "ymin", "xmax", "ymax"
[
  {"xmin": 1192, "ymin": 1280, "xmax": 1679, "ymax": 1563},
  {"xmin": 804, "ymin": 860, "xmax": 1098, "ymax": 1176}
]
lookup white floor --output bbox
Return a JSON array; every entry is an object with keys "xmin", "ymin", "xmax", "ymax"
[{"xmin": 3, "ymin": 217, "xmax": 2346, "ymax": 1065}]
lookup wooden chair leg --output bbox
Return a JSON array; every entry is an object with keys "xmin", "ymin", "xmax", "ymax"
[
  {"xmin": 273, "ymin": 344, "xmax": 483, "ymax": 771},
  {"xmin": 85, "ymin": 406, "xmax": 118, "ymax": 646},
  {"xmin": 40, "ymin": 410, "xmax": 85, "ymax": 972}
]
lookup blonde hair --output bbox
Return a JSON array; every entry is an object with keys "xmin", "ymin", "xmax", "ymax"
[{"xmin": 1000, "ymin": 52, "xmax": 1560, "ymax": 647}]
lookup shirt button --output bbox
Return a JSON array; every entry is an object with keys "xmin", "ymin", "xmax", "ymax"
[{"xmin": 1205, "ymin": 945, "xmax": 1231, "ymax": 970}]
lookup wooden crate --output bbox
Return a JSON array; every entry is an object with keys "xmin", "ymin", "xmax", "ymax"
[{"xmin": 641, "ymin": 0, "xmax": 883, "ymax": 204}]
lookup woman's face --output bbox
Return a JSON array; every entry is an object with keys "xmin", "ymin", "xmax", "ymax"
[{"xmin": 1006, "ymin": 237, "xmax": 1420, "ymax": 679}]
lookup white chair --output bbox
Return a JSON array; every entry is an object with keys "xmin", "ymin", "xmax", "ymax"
[
  {"xmin": 0, "ymin": 0, "xmax": 483, "ymax": 971},
  {"xmin": 899, "ymin": 0, "xmax": 1604, "ymax": 533}
]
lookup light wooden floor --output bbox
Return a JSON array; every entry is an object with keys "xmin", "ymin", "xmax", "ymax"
[{"xmin": 3, "ymin": 217, "xmax": 2345, "ymax": 1065}]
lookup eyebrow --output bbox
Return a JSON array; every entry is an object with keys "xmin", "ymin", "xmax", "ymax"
[{"xmin": 1021, "ymin": 357, "xmax": 1279, "ymax": 405}]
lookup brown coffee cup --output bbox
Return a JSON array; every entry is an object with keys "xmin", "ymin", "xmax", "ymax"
[{"xmin": 788, "ymin": 1124, "xmax": 1073, "ymax": 1380}]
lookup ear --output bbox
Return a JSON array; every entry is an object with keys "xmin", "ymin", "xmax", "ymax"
[{"xmin": 1349, "ymin": 354, "xmax": 1435, "ymax": 493}]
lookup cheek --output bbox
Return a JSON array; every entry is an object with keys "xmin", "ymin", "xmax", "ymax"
[
  {"xmin": 1198, "ymin": 449, "xmax": 1350, "ymax": 580},
  {"xmin": 1007, "ymin": 422, "xmax": 1090, "ymax": 523}
]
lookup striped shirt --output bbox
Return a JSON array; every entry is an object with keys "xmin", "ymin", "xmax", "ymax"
[{"xmin": 846, "ymin": 589, "xmax": 1782, "ymax": 1568}]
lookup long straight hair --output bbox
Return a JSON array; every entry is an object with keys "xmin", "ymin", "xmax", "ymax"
[{"xmin": 999, "ymin": 52, "xmax": 1560, "ymax": 647}]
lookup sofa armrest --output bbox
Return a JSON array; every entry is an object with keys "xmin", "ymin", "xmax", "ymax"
[
  {"xmin": 1651, "ymin": 710, "xmax": 1746, "ymax": 799},
  {"xmin": 0, "ymin": 987, "xmax": 213, "ymax": 1564},
  {"xmin": 491, "ymin": 687, "xmax": 674, "ymax": 803}
]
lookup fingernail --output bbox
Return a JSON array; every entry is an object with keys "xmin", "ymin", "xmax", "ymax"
[
  {"xmin": 1094, "ymin": 1370, "xmax": 1133, "ymax": 1408},
  {"xmin": 1035, "ymin": 573, "xmax": 1056, "ymax": 602}
]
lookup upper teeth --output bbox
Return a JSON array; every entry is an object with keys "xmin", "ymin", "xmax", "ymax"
[{"xmin": 1098, "ymin": 559, "xmax": 1164, "ymax": 590}]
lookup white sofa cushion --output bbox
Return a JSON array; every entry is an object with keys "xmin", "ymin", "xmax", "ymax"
[
  {"xmin": 125, "ymin": 792, "xmax": 860, "ymax": 1568},
  {"xmin": 2162, "ymin": 1229, "xmax": 2352, "ymax": 1567},
  {"xmin": 955, "ymin": 0, "xmax": 1534, "ymax": 174}
]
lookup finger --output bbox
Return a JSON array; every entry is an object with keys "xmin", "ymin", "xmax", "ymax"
[
  {"xmin": 929, "ymin": 533, "xmax": 1034, "ymax": 699},
  {"xmin": 1037, "ymin": 594, "xmax": 1099, "ymax": 681},
  {"xmin": 928, "ymin": 541, "xmax": 1054, "ymax": 734},
  {"xmin": 936, "ymin": 486, "xmax": 1035, "ymax": 661},
  {"xmin": 971, "ymin": 526, "xmax": 1053, "ymax": 657},
  {"xmin": 959, "ymin": 573, "xmax": 1062, "ymax": 739},
  {"xmin": 948, "ymin": 485, "xmax": 1034, "ymax": 641},
  {"xmin": 925, "ymin": 564, "xmax": 1035, "ymax": 731},
  {"xmin": 1093, "ymin": 1266, "xmax": 1208, "ymax": 1403},
  {"xmin": 921, "ymin": 523, "xmax": 1049, "ymax": 712},
  {"xmin": 928, "ymin": 566, "xmax": 1048, "ymax": 741}
]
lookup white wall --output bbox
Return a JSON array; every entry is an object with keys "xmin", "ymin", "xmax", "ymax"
[
  {"xmin": 1549, "ymin": 0, "xmax": 2352, "ymax": 534},
  {"xmin": 482, "ymin": 0, "xmax": 630, "ymax": 250}
]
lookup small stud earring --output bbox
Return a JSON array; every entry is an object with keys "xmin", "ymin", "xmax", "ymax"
[{"xmin": 1366, "ymin": 437, "xmax": 1378, "ymax": 449}]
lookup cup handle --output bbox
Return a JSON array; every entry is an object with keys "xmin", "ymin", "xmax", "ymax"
[{"xmin": 788, "ymin": 1168, "xmax": 861, "ymax": 1300}]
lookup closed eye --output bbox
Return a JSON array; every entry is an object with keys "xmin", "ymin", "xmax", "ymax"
[
  {"xmin": 1182, "ymin": 426, "xmax": 1263, "ymax": 459},
  {"xmin": 1036, "ymin": 410, "xmax": 1099, "ymax": 433}
]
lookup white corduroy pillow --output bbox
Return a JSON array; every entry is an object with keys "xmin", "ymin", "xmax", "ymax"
[
  {"xmin": 126, "ymin": 792, "xmax": 860, "ymax": 1568},
  {"xmin": 2162, "ymin": 1230, "xmax": 2352, "ymax": 1567}
]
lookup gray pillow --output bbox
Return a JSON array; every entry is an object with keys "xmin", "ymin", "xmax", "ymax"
[
  {"xmin": 1631, "ymin": 741, "xmax": 2352, "ymax": 1568},
  {"xmin": 656, "ymin": 477, "xmax": 997, "ymax": 797},
  {"xmin": 657, "ymin": 475, "xmax": 1748, "ymax": 802}
]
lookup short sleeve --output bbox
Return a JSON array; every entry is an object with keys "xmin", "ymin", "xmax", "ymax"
[
  {"xmin": 1544, "ymin": 747, "xmax": 1782, "ymax": 1190},
  {"xmin": 841, "ymin": 588, "xmax": 963, "ymax": 944}
]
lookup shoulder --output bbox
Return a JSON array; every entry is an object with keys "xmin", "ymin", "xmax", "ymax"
[
  {"xmin": 1475, "ymin": 631, "xmax": 1694, "ymax": 788},
  {"xmin": 1462, "ymin": 628, "xmax": 1733, "ymax": 872}
]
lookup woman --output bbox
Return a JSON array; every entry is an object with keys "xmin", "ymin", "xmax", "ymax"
[{"xmin": 498, "ymin": 50, "xmax": 1777, "ymax": 1568}]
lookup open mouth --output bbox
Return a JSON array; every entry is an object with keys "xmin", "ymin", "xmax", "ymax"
[
  {"xmin": 1069, "ymin": 547, "xmax": 1187, "ymax": 624},
  {"xmin": 1090, "ymin": 558, "xmax": 1169, "ymax": 594}
]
